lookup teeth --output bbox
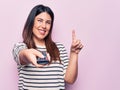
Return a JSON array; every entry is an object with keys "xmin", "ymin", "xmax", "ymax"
[{"xmin": 39, "ymin": 30, "xmax": 46, "ymax": 34}]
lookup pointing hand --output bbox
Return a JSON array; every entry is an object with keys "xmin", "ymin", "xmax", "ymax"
[{"xmin": 71, "ymin": 30, "xmax": 83, "ymax": 54}]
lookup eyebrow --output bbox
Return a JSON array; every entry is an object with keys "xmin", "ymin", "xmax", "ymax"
[{"xmin": 36, "ymin": 18, "xmax": 51, "ymax": 21}]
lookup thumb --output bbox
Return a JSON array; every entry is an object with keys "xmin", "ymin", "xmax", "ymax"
[{"xmin": 32, "ymin": 49, "xmax": 45, "ymax": 58}]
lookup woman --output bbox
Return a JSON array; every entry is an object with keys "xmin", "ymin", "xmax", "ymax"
[{"xmin": 12, "ymin": 4, "xmax": 83, "ymax": 90}]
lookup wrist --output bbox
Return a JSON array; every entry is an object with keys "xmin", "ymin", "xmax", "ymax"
[
  {"xmin": 70, "ymin": 49, "xmax": 79, "ymax": 55},
  {"xmin": 70, "ymin": 51, "xmax": 79, "ymax": 57}
]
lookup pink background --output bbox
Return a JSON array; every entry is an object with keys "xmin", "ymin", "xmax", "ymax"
[{"xmin": 0, "ymin": 0, "xmax": 120, "ymax": 90}]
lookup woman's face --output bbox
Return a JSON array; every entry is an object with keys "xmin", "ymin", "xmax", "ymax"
[{"xmin": 32, "ymin": 12, "xmax": 52, "ymax": 43}]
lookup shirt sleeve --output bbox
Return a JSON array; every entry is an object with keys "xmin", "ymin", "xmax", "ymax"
[
  {"xmin": 12, "ymin": 42, "xmax": 27, "ymax": 65},
  {"xmin": 56, "ymin": 42, "xmax": 69, "ymax": 76}
]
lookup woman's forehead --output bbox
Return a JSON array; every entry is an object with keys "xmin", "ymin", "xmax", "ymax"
[{"xmin": 35, "ymin": 12, "xmax": 51, "ymax": 20}]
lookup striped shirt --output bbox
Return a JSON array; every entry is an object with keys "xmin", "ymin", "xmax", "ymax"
[{"xmin": 12, "ymin": 42, "xmax": 69, "ymax": 90}]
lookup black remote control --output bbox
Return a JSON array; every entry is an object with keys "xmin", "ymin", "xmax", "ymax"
[{"xmin": 37, "ymin": 51, "xmax": 49, "ymax": 65}]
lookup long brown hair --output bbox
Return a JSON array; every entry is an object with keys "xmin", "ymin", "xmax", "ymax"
[{"xmin": 22, "ymin": 4, "xmax": 60, "ymax": 63}]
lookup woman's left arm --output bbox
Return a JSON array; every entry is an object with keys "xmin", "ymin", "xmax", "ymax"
[{"xmin": 65, "ymin": 30, "xmax": 83, "ymax": 84}]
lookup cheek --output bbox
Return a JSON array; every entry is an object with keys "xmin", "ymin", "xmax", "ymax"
[
  {"xmin": 32, "ymin": 29, "xmax": 36, "ymax": 36},
  {"xmin": 46, "ymin": 30, "xmax": 50, "ymax": 36},
  {"xmin": 34, "ymin": 22, "xmax": 39, "ymax": 28},
  {"xmin": 32, "ymin": 26, "xmax": 38, "ymax": 35},
  {"xmin": 47, "ymin": 25, "xmax": 51, "ymax": 31}
]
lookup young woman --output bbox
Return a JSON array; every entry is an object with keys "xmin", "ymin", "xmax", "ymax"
[{"xmin": 12, "ymin": 4, "xmax": 83, "ymax": 90}]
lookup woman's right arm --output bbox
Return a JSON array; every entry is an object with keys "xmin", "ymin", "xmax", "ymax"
[{"xmin": 12, "ymin": 42, "xmax": 44, "ymax": 67}]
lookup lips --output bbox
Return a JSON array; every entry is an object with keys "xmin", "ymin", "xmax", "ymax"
[{"xmin": 39, "ymin": 29, "xmax": 46, "ymax": 35}]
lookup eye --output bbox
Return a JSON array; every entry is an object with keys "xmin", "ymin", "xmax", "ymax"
[
  {"xmin": 46, "ymin": 20, "xmax": 51, "ymax": 25},
  {"xmin": 37, "ymin": 19, "xmax": 43, "ymax": 22}
]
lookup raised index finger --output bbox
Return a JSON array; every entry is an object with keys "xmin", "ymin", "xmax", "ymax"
[{"xmin": 72, "ymin": 30, "xmax": 76, "ymax": 42}]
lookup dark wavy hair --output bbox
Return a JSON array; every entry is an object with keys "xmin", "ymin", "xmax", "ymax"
[{"xmin": 22, "ymin": 4, "xmax": 60, "ymax": 63}]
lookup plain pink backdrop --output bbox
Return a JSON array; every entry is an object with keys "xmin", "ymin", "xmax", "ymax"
[{"xmin": 0, "ymin": 0, "xmax": 120, "ymax": 90}]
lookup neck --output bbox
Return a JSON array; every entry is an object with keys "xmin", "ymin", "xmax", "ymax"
[{"xmin": 33, "ymin": 38, "xmax": 45, "ymax": 47}]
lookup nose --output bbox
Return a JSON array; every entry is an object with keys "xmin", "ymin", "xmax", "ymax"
[{"xmin": 41, "ymin": 22, "xmax": 46, "ymax": 29}]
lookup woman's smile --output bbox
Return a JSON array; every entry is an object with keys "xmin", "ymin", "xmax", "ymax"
[{"xmin": 38, "ymin": 29, "xmax": 46, "ymax": 35}]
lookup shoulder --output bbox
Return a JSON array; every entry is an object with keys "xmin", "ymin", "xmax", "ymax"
[
  {"xmin": 55, "ymin": 42, "xmax": 67, "ymax": 52},
  {"xmin": 13, "ymin": 42, "xmax": 27, "ymax": 48},
  {"xmin": 55, "ymin": 42, "xmax": 65, "ymax": 48},
  {"xmin": 14, "ymin": 42, "xmax": 26, "ymax": 46}
]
